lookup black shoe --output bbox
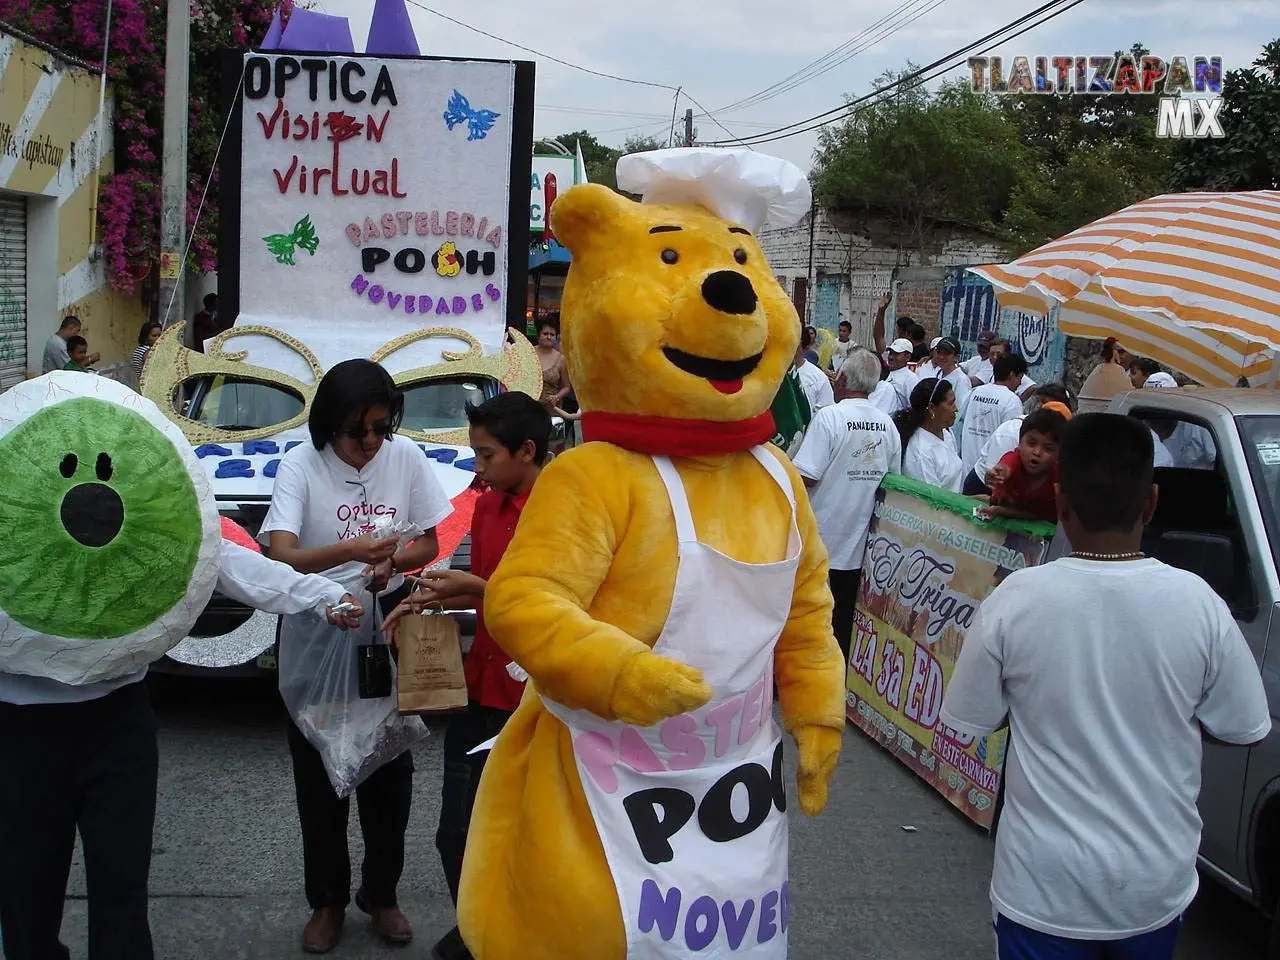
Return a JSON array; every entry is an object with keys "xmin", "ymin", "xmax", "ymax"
[{"xmin": 431, "ymin": 926, "xmax": 474, "ymax": 960}]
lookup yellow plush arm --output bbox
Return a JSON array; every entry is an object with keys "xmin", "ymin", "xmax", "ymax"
[
  {"xmin": 483, "ymin": 449, "xmax": 709, "ymax": 722},
  {"xmin": 767, "ymin": 449, "xmax": 846, "ymax": 813}
]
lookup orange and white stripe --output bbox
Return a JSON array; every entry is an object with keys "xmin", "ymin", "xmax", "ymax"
[{"xmin": 969, "ymin": 191, "xmax": 1280, "ymax": 388}]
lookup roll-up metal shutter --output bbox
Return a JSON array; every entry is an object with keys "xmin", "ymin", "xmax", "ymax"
[{"xmin": 0, "ymin": 193, "xmax": 27, "ymax": 390}]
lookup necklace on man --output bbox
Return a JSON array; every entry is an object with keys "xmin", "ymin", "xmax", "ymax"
[{"xmin": 1070, "ymin": 551, "xmax": 1145, "ymax": 561}]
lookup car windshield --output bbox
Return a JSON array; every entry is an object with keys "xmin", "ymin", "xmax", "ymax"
[
  {"xmin": 1237, "ymin": 415, "xmax": 1280, "ymax": 572},
  {"xmin": 401, "ymin": 377, "xmax": 489, "ymax": 432},
  {"xmin": 187, "ymin": 376, "xmax": 305, "ymax": 431}
]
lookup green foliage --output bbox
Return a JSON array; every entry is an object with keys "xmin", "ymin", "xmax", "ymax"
[
  {"xmin": 1170, "ymin": 40, "xmax": 1280, "ymax": 190},
  {"xmin": 811, "ymin": 68, "xmax": 1029, "ymax": 243}
]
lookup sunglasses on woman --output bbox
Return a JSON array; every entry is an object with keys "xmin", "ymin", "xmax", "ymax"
[{"xmin": 343, "ymin": 420, "xmax": 393, "ymax": 440}]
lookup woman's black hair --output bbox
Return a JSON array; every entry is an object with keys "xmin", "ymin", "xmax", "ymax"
[
  {"xmin": 466, "ymin": 391, "xmax": 554, "ymax": 465},
  {"xmin": 538, "ymin": 313, "xmax": 560, "ymax": 334},
  {"xmin": 137, "ymin": 321, "xmax": 162, "ymax": 346},
  {"xmin": 1033, "ymin": 382, "xmax": 1073, "ymax": 411},
  {"xmin": 893, "ymin": 377, "xmax": 952, "ymax": 449},
  {"xmin": 309, "ymin": 359, "xmax": 404, "ymax": 450}
]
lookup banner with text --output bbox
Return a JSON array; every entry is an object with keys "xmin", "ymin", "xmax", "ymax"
[
  {"xmin": 236, "ymin": 54, "xmax": 518, "ymax": 372},
  {"xmin": 847, "ymin": 477, "xmax": 1052, "ymax": 829}
]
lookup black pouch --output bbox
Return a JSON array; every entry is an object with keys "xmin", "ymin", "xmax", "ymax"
[{"xmin": 356, "ymin": 644, "xmax": 393, "ymax": 699}]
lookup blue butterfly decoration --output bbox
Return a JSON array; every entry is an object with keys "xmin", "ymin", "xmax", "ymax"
[{"xmin": 443, "ymin": 89, "xmax": 501, "ymax": 142}]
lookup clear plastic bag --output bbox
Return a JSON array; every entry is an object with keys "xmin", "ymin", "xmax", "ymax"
[{"xmin": 278, "ymin": 597, "xmax": 427, "ymax": 798}]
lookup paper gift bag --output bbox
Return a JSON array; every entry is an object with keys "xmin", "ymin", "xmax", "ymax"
[{"xmin": 396, "ymin": 610, "xmax": 468, "ymax": 714}]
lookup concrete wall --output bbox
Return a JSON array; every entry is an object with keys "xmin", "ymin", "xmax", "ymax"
[{"xmin": 0, "ymin": 28, "xmax": 146, "ymax": 380}]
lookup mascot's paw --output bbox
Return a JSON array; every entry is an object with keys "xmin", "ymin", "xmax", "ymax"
[
  {"xmin": 794, "ymin": 724, "xmax": 842, "ymax": 816},
  {"xmin": 611, "ymin": 652, "xmax": 713, "ymax": 726}
]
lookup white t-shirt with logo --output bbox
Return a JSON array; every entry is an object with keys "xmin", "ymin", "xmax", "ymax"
[
  {"xmin": 941, "ymin": 558, "xmax": 1270, "ymax": 940},
  {"xmin": 795, "ymin": 360, "xmax": 835, "ymax": 413},
  {"xmin": 793, "ymin": 398, "xmax": 902, "ymax": 571},
  {"xmin": 260, "ymin": 437, "xmax": 454, "ymax": 593},
  {"xmin": 903, "ymin": 427, "xmax": 965, "ymax": 493},
  {"xmin": 960, "ymin": 384, "xmax": 1024, "ymax": 474}
]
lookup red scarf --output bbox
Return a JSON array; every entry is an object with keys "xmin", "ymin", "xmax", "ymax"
[{"xmin": 581, "ymin": 410, "xmax": 777, "ymax": 457}]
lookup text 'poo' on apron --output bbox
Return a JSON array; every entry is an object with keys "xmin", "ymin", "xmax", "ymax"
[{"xmin": 542, "ymin": 446, "xmax": 802, "ymax": 959}]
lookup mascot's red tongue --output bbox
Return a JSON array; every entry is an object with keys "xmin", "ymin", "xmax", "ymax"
[{"xmin": 581, "ymin": 409, "xmax": 776, "ymax": 457}]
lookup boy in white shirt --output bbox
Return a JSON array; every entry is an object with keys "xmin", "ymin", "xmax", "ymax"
[
  {"xmin": 960, "ymin": 354, "xmax": 1028, "ymax": 475},
  {"xmin": 793, "ymin": 347, "xmax": 901, "ymax": 660},
  {"xmin": 941, "ymin": 413, "xmax": 1270, "ymax": 960}
]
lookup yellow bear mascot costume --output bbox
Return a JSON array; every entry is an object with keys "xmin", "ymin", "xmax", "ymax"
[{"xmin": 457, "ymin": 148, "xmax": 846, "ymax": 959}]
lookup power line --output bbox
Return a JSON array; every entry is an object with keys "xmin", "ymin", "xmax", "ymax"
[
  {"xmin": 403, "ymin": 0, "xmax": 679, "ymax": 91},
  {"xmin": 713, "ymin": 0, "xmax": 950, "ymax": 116},
  {"xmin": 706, "ymin": 0, "xmax": 1089, "ymax": 146}
]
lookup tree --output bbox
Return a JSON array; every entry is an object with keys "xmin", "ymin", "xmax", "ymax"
[
  {"xmin": 549, "ymin": 130, "xmax": 622, "ymax": 188},
  {"xmin": 622, "ymin": 134, "xmax": 664, "ymax": 154},
  {"xmin": 998, "ymin": 43, "xmax": 1178, "ymax": 251},
  {"xmin": 0, "ymin": 0, "xmax": 279, "ymax": 294},
  {"xmin": 812, "ymin": 68, "xmax": 1029, "ymax": 251},
  {"xmin": 1169, "ymin": 39, "xmax": 1280, "ymax": 190}
]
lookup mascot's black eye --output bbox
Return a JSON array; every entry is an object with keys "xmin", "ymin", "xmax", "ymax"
[
  {"xmin": 734, "ymin": 248, "xmax": 748, "ymax": 265},
  {"xmin": 96, "ymin": 453, "xmax": 113, "ymax": 482},
  {"xmin": 59, "ymin": 454, "xmax": 77, "ymax": 478},
  {"xmin": 661, "ymin": 249, "xmax": 679, "ymax": 265}
]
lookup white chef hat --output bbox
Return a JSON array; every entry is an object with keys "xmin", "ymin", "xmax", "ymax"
[
  {"xmin": 1142, "ymin": 372, "xmax": 1179, "ymax": 388},
  {"xmin": 615, "ymin": 147, "xmax": 812, "ymax": 233}
]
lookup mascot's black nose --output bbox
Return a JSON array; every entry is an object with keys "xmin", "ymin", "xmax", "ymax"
[
  {"xmin": 701, "ymin": 270, "xmax": 758, "ymax": 315},
  {"xmin": 60, "ymin": 483, "xmax": 125, "ymax": 548}
]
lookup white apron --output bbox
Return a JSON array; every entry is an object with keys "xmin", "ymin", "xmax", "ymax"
[{"xmin": 542, "ymin": 446, "xmax": 801, "ymax": 959}]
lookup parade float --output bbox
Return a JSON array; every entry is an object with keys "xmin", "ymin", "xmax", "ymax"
[{"xmin": 140, "ymin": 0, "xmax": 536, "ymax": 673}]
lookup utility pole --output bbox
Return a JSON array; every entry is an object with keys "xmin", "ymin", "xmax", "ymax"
[
  {"xmin": 158, "ymin": 0, "xmax": 190, "ymax": 341},
  {"xmin": 684, "ymin": 108, "xmax": 694, "ymax": 147}
]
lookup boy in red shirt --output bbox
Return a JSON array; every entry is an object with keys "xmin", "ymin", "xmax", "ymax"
[
  {"xmin": 978, "ymin": 404, "xmax": 1071, "ymax": 524},
  {"xmin": 382, "ymin": 391, "xmax": 551, "ymax": 960}
]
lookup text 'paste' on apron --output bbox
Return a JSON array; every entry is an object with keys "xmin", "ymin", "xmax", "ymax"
[{"xmin": 543, "ymin": 446, "xmax": 802, "ymax": 959}]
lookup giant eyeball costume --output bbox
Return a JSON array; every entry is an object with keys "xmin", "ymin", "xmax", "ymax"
[{"xmin": 0, "ymin": 372, "xmax": 221, "ymax": 685}]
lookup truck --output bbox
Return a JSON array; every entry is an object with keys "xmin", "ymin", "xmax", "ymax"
[{"xmin": 1105, "ymin": 387, "xmax": 1280, "ymax": 954}]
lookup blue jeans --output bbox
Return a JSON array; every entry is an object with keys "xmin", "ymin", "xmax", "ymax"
[{"xmin": 995, "ymin": 914, "xmax": 1181, "ymax": 960}]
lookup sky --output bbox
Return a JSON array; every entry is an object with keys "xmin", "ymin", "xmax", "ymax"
[{"xmin": 316, "ymin": 0, "xmax": 1280, "ymax": 172}]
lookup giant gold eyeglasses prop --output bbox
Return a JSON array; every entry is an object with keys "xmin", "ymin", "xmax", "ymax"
[{"xmin": 139, "ymin": 322, "xmax": 542, "ymax": 447}]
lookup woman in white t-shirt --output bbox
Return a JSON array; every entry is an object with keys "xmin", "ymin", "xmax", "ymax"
[
  {"xmin": 260, "ymin": 359, "xmax": 454, "ymax": 951},
  {"xmin": 894, "ymin": 377, "xmax": 966, "ymax": 493}
]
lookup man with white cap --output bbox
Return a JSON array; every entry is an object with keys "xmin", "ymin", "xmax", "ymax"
[
  {"xmin": 961, "ymin": 329, "xmax": 996, "ymax": 385},
  {"xmin": 880, "ymin": 338, "xmax": 919, "ymax": 414}
]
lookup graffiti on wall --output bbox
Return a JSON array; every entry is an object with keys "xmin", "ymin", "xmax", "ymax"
[{"xmin": 939, "ymin": 268, "xmax": 1065, "ymax": 386}]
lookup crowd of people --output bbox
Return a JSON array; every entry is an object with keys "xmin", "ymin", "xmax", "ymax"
[
  {"xmin": 782, "ymin": 309, "xmax": 1270, "ymax": 959},
  {"xmin": 7, "ymin": 297, "xmax": 1269, "ymax": 960}
]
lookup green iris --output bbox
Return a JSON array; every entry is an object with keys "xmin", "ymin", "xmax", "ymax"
[{"xmin": 0, "ymin": 398, "xmax": 203, "ymax": 639}]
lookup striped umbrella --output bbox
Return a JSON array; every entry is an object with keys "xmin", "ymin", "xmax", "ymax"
[{"xmin": 968, "ymin": 191, "xmax": 1280, "ymax": 388}]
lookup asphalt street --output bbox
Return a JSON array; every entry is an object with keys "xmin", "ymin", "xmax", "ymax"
[{"xmin": 46, "ymin": 675, "xmax": 1270, "ymax": 960}]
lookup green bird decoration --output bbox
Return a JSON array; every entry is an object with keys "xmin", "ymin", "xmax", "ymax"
[{"xmin": 262, "ymin": 215, "xmax": 320, "ymax": 266}]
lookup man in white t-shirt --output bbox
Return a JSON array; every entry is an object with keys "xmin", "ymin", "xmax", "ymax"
[
  {"xmin": 793, "ymin": 340, "xmax": 835, "ymax": 413},
  {"xmin": 942, "ymin": 413, "xmax": 1270, "ymax": 959},
  {"xmin": 793, "ymin": 346, "xmax": 901, "ymax": 661},
  {"xmin": 881, "ymin": 338, "xmax": 919, "ymax": 414},
  {"xmin": 960, "ymin": 354, "xmax": 1027, "ymax": 475}
]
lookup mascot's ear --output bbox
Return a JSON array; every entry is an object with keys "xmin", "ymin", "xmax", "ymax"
[{"xmin": 550, "ymin": 183, "xmax": 632, "ymax": 254}]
